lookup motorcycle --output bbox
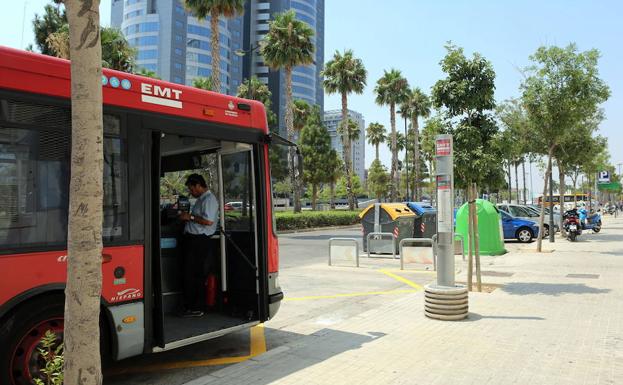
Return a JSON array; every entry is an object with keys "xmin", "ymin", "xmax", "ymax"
[
  {"xmin": 581, "ymin": 210, "xmax": 602, "ymax": 233},
  {"xmin": 563, "ymin": 209, "xmax": 582, "ymax": 242}
]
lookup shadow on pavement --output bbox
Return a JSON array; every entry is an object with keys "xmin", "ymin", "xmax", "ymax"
[
  {"xmin": 500, "ymin": 282, "xmax": 611, "ymax": 296},
  {"xmin": 464, "ymin": 313, "xmax": 545, "ymax": 321},
  {"xmin": 285, "ymin": 234, "xmax": 361, "ymax": 241},
  {"xmin": 240, "ymin": 328, "xmax": 385, "ymax": 385}
]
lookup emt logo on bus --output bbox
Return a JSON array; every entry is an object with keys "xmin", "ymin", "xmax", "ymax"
[{"xmin": 141, "ymin": 83, "xmax": 183, "ymax": 109}]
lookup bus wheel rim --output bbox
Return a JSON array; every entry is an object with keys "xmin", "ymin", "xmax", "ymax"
[{"xmin": 10, "ymin": 318, "xmax": 64, "ymax": 385}]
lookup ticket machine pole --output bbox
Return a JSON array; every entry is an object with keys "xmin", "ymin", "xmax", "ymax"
[
  {"xmin": 434, "ymin": 134, "xmax": 455, "ymax": 287},
  {"xmin": 424, "ymin": 134, "xmax": 468, "ymax": 320}
]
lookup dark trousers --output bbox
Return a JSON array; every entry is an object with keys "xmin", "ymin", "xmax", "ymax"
[{"xmin": 182, "ymin": 233, "xmax": 214, "ymax": 311}]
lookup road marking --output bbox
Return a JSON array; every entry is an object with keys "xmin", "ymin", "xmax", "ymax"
[
  {"xmin": 284, "ymin": 289, "xmax": 419, "ymax": 302},
  {"xmin": 378, "ymin": 269, "xmax": 425, "ymax": 290},
  {"xmin": 106, "ymin": 324, "xmax": 266, "ymax": 375}
]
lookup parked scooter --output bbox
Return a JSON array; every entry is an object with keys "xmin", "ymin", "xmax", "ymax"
[
  {"xmin": 581, "ymin": 209, "xmax": 602, "ymax": 233},
  {"xmin": 563, "ymin": 209, "xmax": 582, "ymax": 242}
]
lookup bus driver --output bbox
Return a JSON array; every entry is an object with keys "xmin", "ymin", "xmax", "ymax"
[{"xmin": 178, "ymin": 174, "xmax": 219, "ymax": 317}]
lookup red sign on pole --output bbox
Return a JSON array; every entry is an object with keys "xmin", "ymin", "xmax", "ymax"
[{"xmin": 436, "ymin": 138, "xmax": 451, "ymax": 156}]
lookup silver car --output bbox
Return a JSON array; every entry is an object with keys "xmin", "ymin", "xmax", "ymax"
[{"xmin": 496, "ymin": 204, "xmax": 560, "ymax": 236}]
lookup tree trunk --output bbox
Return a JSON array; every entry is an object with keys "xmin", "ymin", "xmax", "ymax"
[
  {"xmin": 558, "ymin": 164, "xmax": 566, "ymax": 236},
  {"xmin": 514, "ymin": 162, "xmax": 519, "ymax": 205},
  {"xmin": 472, "ymin": 183, "xmax": 482, "ymax": 292},
  {"xmin": 522, "ymin": 159, "xmax": 527, "ymax": 204},
  {"xmin": 536, "ymin": 146, "xmax": 555, "ymax": 252},
  {"xmin": 210, "ymin": 8, "xmax": 221, "ymax": 93},
  {"xmin": 330, "ymin": 181, "xmax": 336, "ymax": 209},
  {"xmin": 467, "ymin": 182, "xmax": 474, "ymax": 291},
  {"xmin": 311, "ymin": 183, "xmax": 317, "ymax": 210},
  {"xmin": 284, "ymin": 67, "xmax": 300, "ymax": 213},
  {"xmin": 390, "ymin": 103, "xmax": 398, "ymax": 201},
  {"xmin": 507, "ymin": 162, "xmax": 512, "ymax": 203},
  {"xmin": 341, "ymin": 92, "xmax": 355, "ymax": 211},
  {"xmin": 375, "ymin": 143, "xmax": 379, "ymax": 161},
  {"xmin": 64, "ymin": 1, "xmax": 104, "ymax": 384},
  {"xmin": 412, "ymin": 116, "xmax": 421, "ymax": 201}
]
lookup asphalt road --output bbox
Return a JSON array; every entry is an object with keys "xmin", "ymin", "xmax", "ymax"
[{"xmin": 104, "ymin": 227, "xmax": 435, "ymax": 385}]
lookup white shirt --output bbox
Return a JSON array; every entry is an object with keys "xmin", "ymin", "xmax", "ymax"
[{"xmin": 184, "ymin": 190, "xmax": 219, "ymax": 236}]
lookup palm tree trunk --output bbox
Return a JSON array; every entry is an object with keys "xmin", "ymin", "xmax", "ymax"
[
  {"xmin": 390, "ymin": 103, "xmax": 398, "ymax": 201},
  {"xmin": 375, "ymin": 143, "xmax": 379, "ymax": 161},
  {"xmin": 284, "ymin": 66, "xmax": 301, "ymax": 213},
  {"xmin": 537, "ymin": 146, "xmax": 555, "ymax": 252},
  {"xmin": 210, "ymin": 8, "xmax": 221, "ymax": 93},
  {"xmin": 341, "ymin": 92, "xmax": 355, "ymax": 211},
  {"xmin": 64, "ymin": 1, "xmax": 104, "ymax": 384},
  {"xmin": 412, "ymin": 116, "xmax": 421, "ymax": 201}
]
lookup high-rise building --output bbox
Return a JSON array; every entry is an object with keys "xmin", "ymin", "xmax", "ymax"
[
  {"xmin": 111, "ymin": 0, "xmax": 325, "ymax": 129},
  {"xmin": 243, "ymin": 0, "xmax": 324, "ymax": 135},
  {"xmin": 323, "ymin": 109, "xmax": 366, "ymax": 182},
  {"xmin": 111, "ymin": 0, "xmax": 244, "ymax": 94}
]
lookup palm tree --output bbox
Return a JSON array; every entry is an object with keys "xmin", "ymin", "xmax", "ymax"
[
  {"xmin": 400, "ymin": 87, "xmax": 431, "ymax": 200},
  {"xmin": 261, "ymin": 10, "xmax": 315, "ymax": 213},
  {"xmin": 183, "ymin": 0, "xmax": 245, "ymax": 93},
  {"xmin": 366, "ymin": 122, "xmax": 386, "ymax": 162},
  {"xmin": 64, "ymin": 0, "xmax": 104, "ymax": 383},
  {"xmin": 136, "ymin": 67, "xmax": 160, "ymax": 79},
  {"xmin": 374, "ymin": 69, "xmax": 409, "ymax": 201},
  {"xmin": 321, "ymin": 49, "xmax": 367, "ymax": 211}
]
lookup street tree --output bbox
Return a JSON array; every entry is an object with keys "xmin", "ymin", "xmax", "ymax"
[
  {"xmin": 400, "ymin": 87, "xmax": 431, "ymax": 200},
  {"xmin": 497, "ymin": 99, "xmax": 531, "ymax": 203},
  {"xmin": 182, "ymin": 0, "xmax": 244, "ymax": 93},
  {"xmin": 32, "ymin": 2, "xmax": 67, "ymax": 55},
  {"xmin": 420, "ymin": 115, "xmax": 444, "ymax": 186},
  {"xmin": 300, "ymin": 107, "xmax": 333, "ymax": 210},
  {"xmin": 293, "ymin": 99, "xmax": 312, "ymax": 133},
  {"xmin": 375, "ymin": 69, "xmax": 409, "ymax": 201},
  {"xmin": 63, "ymin": 0, "xmax": 105, "ymax": 384},
  {"xmin": 521, "ymin": 44, "xmax": 610, "ymax": 251},
  {"xmin": 261, "ymin": 10, "xmax": 315, "ymax": 213},
  {"xmin": 367, "ymin": 159, "xmax": 391, "ymax": 201},
  {"xmin": 432, "ymin": 43, "xmax": 498, "ymax": 291},
  {"xmin": 321, "ymin": 49, "xmax": 367, "ymax": 210},
  {"xmin": 193, "ymin": 76, "xmax": 215, "ymax": 91},
  {"xmin": 366, "ymin": 122, "xmax": 386, "ymax": 161}
]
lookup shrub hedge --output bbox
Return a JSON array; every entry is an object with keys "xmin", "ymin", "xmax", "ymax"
[{"xmin": 275, "ymin": 210, "xmax": 360, "ymax": 231}]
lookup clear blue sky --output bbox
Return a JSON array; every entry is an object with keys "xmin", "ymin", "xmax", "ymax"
[{"xmin": 2, "ymin": 0, "xmax": 622, "ymax": 189}]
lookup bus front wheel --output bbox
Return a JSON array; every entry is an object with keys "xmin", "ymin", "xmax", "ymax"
[{"xmin": 0, "ymin": 295, "xmax": 65, "ymax": 385}]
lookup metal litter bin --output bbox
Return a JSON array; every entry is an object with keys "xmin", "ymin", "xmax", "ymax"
[
  {"xmin": 359, "ymin": 203, "xmax": 416, "ymax": 253},
  {"xmin": 407, "ymin": 202, "xmax": 437, "ymax": 239}
]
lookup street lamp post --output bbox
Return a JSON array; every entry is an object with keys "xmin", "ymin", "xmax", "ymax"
[
  {"xmin": 234, "ymin": 44, "xmax": 261, "ymax": 98},
  {"xmin": 404, "ymin": 115, "xmax": 409, "ymax": 201}
]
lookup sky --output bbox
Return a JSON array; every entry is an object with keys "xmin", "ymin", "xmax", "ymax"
[{"xmin": 2, "ymin": 0, "xmax": 622, "ymax": 196}]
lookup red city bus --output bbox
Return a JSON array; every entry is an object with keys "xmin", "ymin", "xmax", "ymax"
[{"xmin": 0, "ymin": 46, "xmax": 285, "ymax": 384}]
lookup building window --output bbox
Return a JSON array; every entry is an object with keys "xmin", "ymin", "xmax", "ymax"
[
  {"xmin": 137, "ymin": 49, "xmax": 158, "ymax": 60},
  {"xmin": 175, "ymin": 4, "xmax": 185, "ymax": 15},
  {"xmin": 124, "ymin": 22, "xmax": 158, "ymax": 35},
  {"xmin": 175, "ymin": 34, "xmax": 183, "ymax": 43},
  {"xmin": 129, "ymin": 36, "xmax": 158, "ymax": 46},
  {"xmin": 124, "ymin": 10, "xmax": 143, "ymax": 19},
  {"xmin": 173, "ymin": 76, "xmax": 183, "ymax": 84},
  {"xmin": 125, "ymin": 0, "xmax": 142, "ymax": 5},
  {"xmin": 174, "ymin": 48, "xmax": 182, "ymax": 56},
  {"xmin": 174, "ymin": 62, "xmax": 183, "ymax": 70},
  {"xmin": 175, "ymin": 20, "xmax": 184, "ymax": 29}
]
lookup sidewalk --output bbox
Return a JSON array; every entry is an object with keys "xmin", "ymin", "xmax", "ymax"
[{"xmin": 184, "ymin": 217, "xmax": 623, "ymax": 385}]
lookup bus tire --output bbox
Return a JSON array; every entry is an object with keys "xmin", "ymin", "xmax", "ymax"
[{"xmin": 0, "ymin": 294, "xmax": 65, "ymax": 385}]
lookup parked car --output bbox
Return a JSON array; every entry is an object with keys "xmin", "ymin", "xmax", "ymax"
[
  {"xmin": 499, "ymin": 209, "xmax": 540, "ymax": 243},
  {"xmin": 497, "ymin": 203, "xmax": 559, "ymax": 237}
]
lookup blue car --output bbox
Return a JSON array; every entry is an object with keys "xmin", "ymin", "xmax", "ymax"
[{"xmin": 499, "ymin": 210, "xmax": 540, "ymax": 243}]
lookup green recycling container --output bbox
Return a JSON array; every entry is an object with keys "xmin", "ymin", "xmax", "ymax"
[{"xmin": 456, "ymin": 199, "xmax": 506, "ymax": 256}]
